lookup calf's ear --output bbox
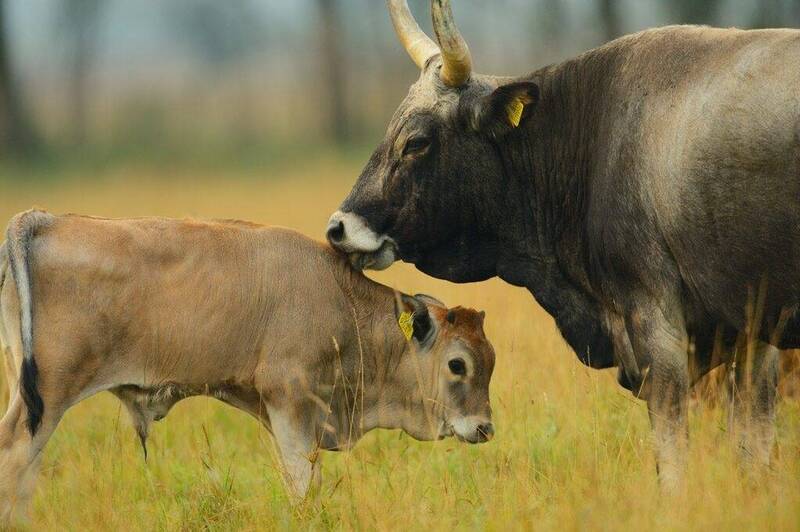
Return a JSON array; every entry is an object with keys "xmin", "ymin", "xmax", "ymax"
[
  {"xmin": 476, "ymin": 81, "xmax": 539, "ymax": 138},
  {"xmin": 394, "ymin": 293, "xmax": 435, "ymax": 346},
  {"xmin": 414, "ymin": 293, "xmax": 446, "ymax": 308}
]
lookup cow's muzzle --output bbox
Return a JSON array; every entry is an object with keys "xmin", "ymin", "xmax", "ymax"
[{"xmin": 326, "ymin": 211, "xmax": 398, "ymax": 271}]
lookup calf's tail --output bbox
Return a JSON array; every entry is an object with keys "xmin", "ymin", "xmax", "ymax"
[{"xmin": 6, "ymin": 210, "xmax": 52, "ymax": 435}]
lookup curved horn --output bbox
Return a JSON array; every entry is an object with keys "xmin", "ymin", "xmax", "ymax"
[
  {"xmin": 387, "ymin": 0, "xmax": 440, "ymax": 70},
  {"xmin": 431, "ymin": 0, "xmax": 472, "ymax": 86}
]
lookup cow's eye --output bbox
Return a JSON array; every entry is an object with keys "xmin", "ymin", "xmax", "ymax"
[
  {"xmin": 448, "ymin": 358, "xmax": 467, "ymax": 376},
  {"xmin": 403, "ymin": 136, "xmax": 431, "ymax": 156}
]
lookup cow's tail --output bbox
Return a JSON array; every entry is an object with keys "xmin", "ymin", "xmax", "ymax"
[{"xmin": 6, "ymin": 210, "xmax": 52, "ymax": 435}]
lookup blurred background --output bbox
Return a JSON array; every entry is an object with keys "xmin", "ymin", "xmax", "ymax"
[
  {"xmin": 3, "ymin": 3, "xmax": 800, "ymax": 528},
  {"xmin": 1, "ymin": 0, "xmax": 800, "ymax": 392},
  {"xmin": 2, "ymin": 0, "xmax": 800, "ymax": 168}
]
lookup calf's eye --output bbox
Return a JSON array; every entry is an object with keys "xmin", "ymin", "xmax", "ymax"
[{"xmin": 448, "ymin": 358, "xmax": 467, "ymax": 376}]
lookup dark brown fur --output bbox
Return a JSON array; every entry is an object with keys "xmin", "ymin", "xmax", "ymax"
[{"xmin": 330, "ymin": 24, "xmax": 799, "ymax": 485}]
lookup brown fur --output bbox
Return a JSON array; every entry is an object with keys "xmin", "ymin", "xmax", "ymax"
[{"xmin": 0, "ymin": 211, "xmax": 496, "ymax": 524}]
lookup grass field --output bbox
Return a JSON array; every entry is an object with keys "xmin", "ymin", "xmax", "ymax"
[{"xmin": 1, "ymin": 155, "xmax": 799, "ymax": 531}]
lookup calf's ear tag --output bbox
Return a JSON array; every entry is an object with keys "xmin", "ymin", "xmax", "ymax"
[
  {"xmin": 398, "ymin": 311, "xmax": 415, "ymax": 341},
  {"xmin": 507, "ymin": 98, "xmax": 524, "ymax": 127}
]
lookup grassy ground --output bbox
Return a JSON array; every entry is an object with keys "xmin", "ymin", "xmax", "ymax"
[{"xmin": 1, "ymin": 156, "xmax": 799, "ymax": 531}]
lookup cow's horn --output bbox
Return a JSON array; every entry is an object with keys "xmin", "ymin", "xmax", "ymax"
[
  {"xmin": 387, "ymin": 0, "xmax": 440, "ymax": 70},
  {"xmin": 431, "ymin": 0, "xmax": 472, "ymax": 87}
]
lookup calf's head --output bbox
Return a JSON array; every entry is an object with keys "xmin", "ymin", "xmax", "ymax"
[
  {"xmin": 393, "ymin": 294, "xmax": 496, "ymax": 444},
  {"xmin": 327, "ymin": 0, "xmax": 539, "ymax": 281}
]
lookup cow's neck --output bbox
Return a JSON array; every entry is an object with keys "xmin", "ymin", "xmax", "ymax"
[
  {"xmin": 360, "ymin": 288, "xmax": 431, "ymax": 428},
  {"xmin": 491, "ymin": 56, "xmax": 616, "ymax": 368}
]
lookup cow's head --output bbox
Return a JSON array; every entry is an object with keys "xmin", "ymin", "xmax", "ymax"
[
  {"xmin": 394, "ymin": 294, "xmax": 495, "ymax": 444},
  {"xmin": 327, "ymin": 0, "xmax": 539, "ymax": 282}
]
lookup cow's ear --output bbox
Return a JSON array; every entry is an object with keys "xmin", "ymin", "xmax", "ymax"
[
  {"xmin": 476, "ymin": 81, "xmax": 539, "ymax": 137},
  {"xmin": 394, "ymin": 293, "xmax": 435, "ymax": 347}
]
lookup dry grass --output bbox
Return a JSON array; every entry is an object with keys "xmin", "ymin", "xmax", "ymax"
[{"xmin": 1, "ymin": 156, "xmax": 799, "ymax": 531}]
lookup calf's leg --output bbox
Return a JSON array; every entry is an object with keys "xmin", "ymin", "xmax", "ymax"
[
  {"xmin": 267, "ymin": 404, "xmax": 321, "ymax": 503},
  {"xmin": 729, "ymin": 341, "xmax": 778, "ymax": 466},
  {"xmin": 0, "ymin": 391, "xmax": 62, "ymax": 525},
  {"xmin": 1, "ymin": 345, "xmax": 18, "ymax": 406},
  {"xmin": 0, "ymin": 298, "xmax": 19, "ymax": 406}
]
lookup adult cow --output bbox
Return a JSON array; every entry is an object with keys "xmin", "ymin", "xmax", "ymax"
[{"xmin": 327, "ymin": 0, "xmax": 800, "ymax": 487}]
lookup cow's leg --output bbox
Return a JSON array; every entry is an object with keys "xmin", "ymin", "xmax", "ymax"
[
  {"xmin": 1, "ymin": 348, "xmax": 11, "ymax": 407},
  {"xmin": 625, "ymin": 302, "xmax": 689, "ymax": 491},
  {"xmin": 0, "ymin": 288, "xmax": 20, "ymax": 406},
  {"xmin": 2, "ymin": 344, "xmax": 18, "ymax": 405},
  {"xmin": 0, "ymin": 391, "xmax": 62, "ymax": 525},
  {"xmin": 267, "ymin": 404, "xmax": 321, "ymax": 503},
  {"xmin": 729, "ymin": 341, "xmax": 778, "ymax": 466}
]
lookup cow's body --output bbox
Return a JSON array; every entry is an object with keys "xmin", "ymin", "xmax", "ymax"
[
  {"xmin": 329, "ymin": 4, "xmax": 795, "ymax": 489},
  {"xmin": 579, "ymin": 26, "xmax": 800, "ymax": 345},
  {"xmin": 0, "ymin": 210, "xmax": 495, "ymax": 523},
  {"xmin": 501, "ymin": 25, "xmax": 800, "ymax": 380}
]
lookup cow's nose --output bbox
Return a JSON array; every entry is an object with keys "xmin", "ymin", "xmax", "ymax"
[
  {"xmin": 477, "ymin": 422, "xmax": 494, "ymax": 441},
  {"xmin": 326, "ymin": 219, "xmax": 345, "ymax": 244}
]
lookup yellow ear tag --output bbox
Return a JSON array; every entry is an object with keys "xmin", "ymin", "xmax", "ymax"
[
  {"xmin": 398, "ymin": 311, "xmax": 414, "ymax": 341},
  {"xmin": 507, "ymin": 98, "xmax": 524, "ymax": 127}
]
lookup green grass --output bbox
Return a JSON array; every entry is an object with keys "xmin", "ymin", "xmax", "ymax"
[{"xmin": 1, "ymin": 156, "xmax": 799, "ymax": 530}]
